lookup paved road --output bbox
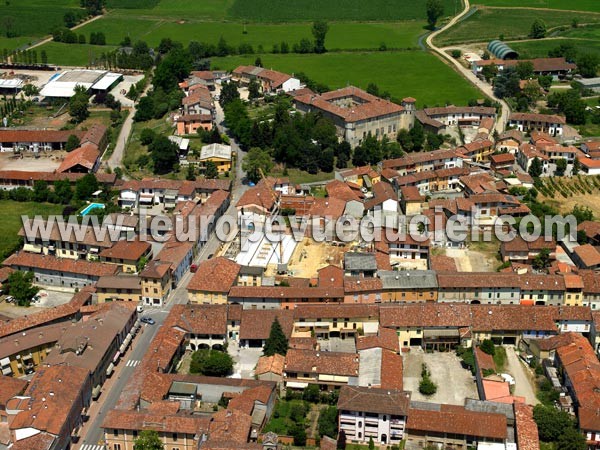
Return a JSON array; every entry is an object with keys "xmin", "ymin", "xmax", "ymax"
[
  {"xmin": 426, "ymin": 0, "xmax": 510, "ymax": 134},
  {"xmin": 77, "ymin": 87, "xmax": 248, "ymax": 449}
]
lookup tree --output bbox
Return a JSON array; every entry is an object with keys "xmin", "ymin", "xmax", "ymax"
[
  {"xmin": 480, "ymin": 339, "xmax": 496, "ymax": 355},
  {"xmin": 555, "ymin": 158, "xmax": 567, "ymax": 176},
  {"xmin": 53, "ymin": 179, "xmax": 73, "ymax": 204},
  {"xmin": 290, "ymin": 423, "xmax": 307, "ymax": 446},
  {"xmin": 303, "ymin": 384, "xmax": 321, "ymax": 403},
  {"xmin": 220, "ymin": 81, "xmax": 240, "ymax": 107},
  {"xmin": 140, "ymin": 128, "xmax": 156, "ymax": 145},
  {"xmin": 41, "ymin": 50, "xmax": 48, "ymax": 65},
  {"xmin": 572, "ymin": 205, "xmax": 594, "ymax": 223},
  {"xmin": 205, "ymin": 160, "xmax": 218, "ymax": 179},
  {"xmin": 32, "ymin": 180, "xmax": 49, "ymax": 202},
  {"xmin": 75, "ymin": 174, "xmax": 99, "ymax": 200},
  {"xmin": 494, "ymin": 68, "xmax": 520, "ymax": 99},
  {"xmin": 248, "ymin": 79, "xmax": 261, "ymax": 100},
  {"xmin": 254, "ymin": 56, "xmax": 262, "ymax": 67},
  {"xmin": 419, "ymin": 364, "xmax": 437, "ymax": 396},
  {"xmin": 242, "ymin": 147, "xmax": 273, "ymax": 183},
  {"xmin": 318, "ymin": 406, "xmax": 338, "ymax": 438},
  {"xmin": 530, "ymin": 19, "xmax": 547, "ymax": 38},
  {"xmin": 529, "ymin": 157, "xmax": 543, "ymax": 177},
  {"xmin": 577, "ymin": 53, "xmax": 599, "ymax": 78},
  {"xmin": 153, "ymin": 48, "xmax": 192, "ymax": 92},
  {"xmin": 134, "ymin": 430, "xmax": 164, "ymax": 450},
  {"xmin": 533, "ymin": 248, "xmax": 551, "ymax": 271},
  {"xmin": 189, "ymin": 349, "xmax": 234, "ymax": 376},
  {"xmin": 516, "ymin": 61, "xmax": 535, "ymax": 80},
  {"xmin": 337, "ymin": 430, "xmax": 347, "ymax": 450},
  {"xmin": 547, "ymin": 90, "xmax": 586, "ymax": 125},
  {"xmin": 556, "ymin": 426, "xmax": 587, "ymax": 450},
  {"xmin": 533, "ymin": 404, "xmax": 576, "ymax": 442},
  {"xmin": 69, "ymin": 85, "xmax": 90, "ymax": 123},
  {"xmin": 65, "ymin": 134, "xmax": 81, "ymax": 152},
  {"xmin": 368, "ymin": 437, "xmax": 375, "ymax": 450},
  {"xmin": 149, "ymin": 136, "xmax": 179, "ymax": 174},
  {"xmin": 7, "ymin": 271, "xmax": 39, "ymax": 307},
  {"xmin": 263, "ymin": 318, "xmax": 289, "ymax": 356},
  {"xmin": 312, "ymin": 20, "xmax": 329, "ymax": 54},
  {"xmin": 409, "ymin": 121, "xmax": 425, "ymax": 150},
  {"xmin": 63, "ymin": 12, "xmax": 77, "ymax": 28},
  {"xmin": 426, "ymin": 0, "xmax": 444, "ymax": 29},
  {"xmin": 366, "ymin": 82, "xmax": 380, "ymax": 96}
]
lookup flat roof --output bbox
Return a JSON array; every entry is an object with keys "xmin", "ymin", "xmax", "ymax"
[
  {"xmin": 40, "ymin": 69, "xmax": 107, "ymax": 98},
  {"xmin": 0, "ymin": 79, "xmax": 23, "ymax": 89},
  {"xmin": 91, "ymin": 72, "xmax": 123, "ymax": 91}
]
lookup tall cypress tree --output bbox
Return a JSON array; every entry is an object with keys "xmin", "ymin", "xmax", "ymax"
[{"xmin": 263, "ymin": 318, "xmax": 288, "ymax": 356}]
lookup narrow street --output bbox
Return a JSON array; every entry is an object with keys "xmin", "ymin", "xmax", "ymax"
[{"xmin": 77, "ymin": 87, "xmax": 248, "ymax": 449}]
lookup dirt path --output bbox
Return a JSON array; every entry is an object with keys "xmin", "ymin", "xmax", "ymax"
[
  {"xmin": 505, "ymin": 346, "xmax": 540, "ymax": 405},
  {"xmin": 26, "ymin": 14, "xmax": 104, "ymax": 52},
  {"xmin": 426, "ymin": 0, "xmax": 511, "ymax": 134},
  {"xmin": 306, "ymin": 404, "xmax": 323, "ymax": 439}
]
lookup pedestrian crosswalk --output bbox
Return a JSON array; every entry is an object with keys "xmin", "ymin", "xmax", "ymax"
[
  {"xmin": 125, "ymin": 359, "xmax": 140, "ymax": 367},
  {"xmin": 80, "ymin": 444, "xmax": 106, "ymax": 450}
]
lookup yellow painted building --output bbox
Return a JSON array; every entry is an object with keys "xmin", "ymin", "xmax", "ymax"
[
  {"xmin": 96, "ymin": 275, "xmax": 142, "ymax": 303},
  {"xmin": 199, "ymin": 143, "xmax": 232, "ymax": 173}
]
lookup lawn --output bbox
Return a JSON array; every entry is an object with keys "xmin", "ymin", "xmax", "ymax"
[
  {"xmin": 0, "ymin": 201, "xmax": 63, "ymax": 262},
  {"xmin": 0, "ymin": 0, "xmax": 86, "ymax": 45},
  {"xmin": 270, "ymin": 168, "xmax": 336, "ymax": 185},
  {"xmin": 211, "ymin": 51, "xmax": 482, "ymax": 106},
  {"xmin": 228, "ymin": 0, "xmax": 458, "ymax": 22},
  {"xmin": 55, "ymin": 16, "xmax": 424, "ymax": 54},
  {"xmin": 35, "ymin": 42, "xmax": 118, "ymax": 67},
  {"xmin": 263, "ymin": 399, "xmax": 309, "ymax": 435},
  {"xmin": 510, "ymin": 37, "xmax": 600, "ymax": 58},
  {"xmin": 470, "ymin": 0, "xmax": 600, "ymax": 13},
  {"xmin": 123, "ymin": 117, "xmax": 175, "ymax": 177},
  {"xmin": 435, "ymin": 7, "xmax": 600, "ymax": 45}
]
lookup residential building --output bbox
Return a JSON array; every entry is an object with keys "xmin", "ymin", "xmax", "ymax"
[
  {"xmin": 187, "ymin": 257, "xmax": 241, "ymax": 304},
  {"xmin": 473, "ymin": 57, "xmax": 576, "ymax": 80},
  {"xmin": 239, "ymin": 309, "xmax": 293, "ymax": 348},
  {"xmin": 154, "ymin": 240, "xmax": 194, "ymax": 286},
  {"xmin": 490, "ymin": 152, "xmax": 515, "ymax": 171},
  {"xmin": 232, "ymin": 65, "xmax": 301, "ymax": 93},
  {"xmin": 96, "ymin": 275, "xmax": 142, "ymax": 303},
  {"xmin": 495, "ymin": 129, "xmax": 524, "ymax": 153},
  {"xmin": 140, "ymin": 260, "xmax": 172, "ymax": 306},
  {"xmin": 293, "ymin": 86, "xmax": 413, "ymax": 148},
  {"xmin": 338, "ymin": 386, "xmax": 411, "ymax": 445},
  {"xmin": 283, "ymin": 349, "xmax": 359, "ymax": 390},
  {"xmin": 381, "ymin": 149, "xmax": 463, "ymax": 176},
  {"xmin": 517, "ymin": 143, "xmax": 550, "ymax": 173},
  {"xmin": 99, "ymin": 239, "xmax": 152, "ymax": 273},
  {"xmin": 420, "ymin": 106, "xmax": 496, "ymax": 127},
  {"xmin": 199, "ymin": 143, "xmax": 232, "ymax": 173},
  {"xmin": 175, "ymin": 113, "xmax": 212, "ymax": 135},
  {"xmin": 509, "ymin": 113, "xmax": 566, "ymax": 136}
]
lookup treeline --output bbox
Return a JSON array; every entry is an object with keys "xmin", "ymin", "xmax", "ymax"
[
  {"xmin": 1, "ymin": 174, "xmax": 104, "ymax": 206},
  {"xmin": 0, "ymin": 49, "xmax": 48, "ymax": 65},
  {"xmin": 52, "ymin": 28, "xmax": 106, "ymax": 45}
]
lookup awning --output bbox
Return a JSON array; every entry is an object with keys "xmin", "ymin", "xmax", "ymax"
[
  {"xmin": 113, "ymin": 351, "xmax": 120, "ymax": 363},
  {"xmin": 123, "ymin": 335, "xmax": 132, "ymax": 347},
  {"xmin": 0, "ymin": 357, "xmax": 10, "ymax": 367},
  {"xmin": 106, "ymin": 363, "xmax": 115, "ymax": 376},
  {"xmin": 423, "ymin": 329, "xmax": 459, "ymax": 338},
  {"xmin": 1, "ymin": 367, "xmax": 12, "ymax": 375},
  {"xmin": 286, "ymin": 381, "xmax": 309, "ymax": 389},
  {"xmin": 92, "ymin": 384, "xmax": 101, "ymax": 399},
  {"xmin": 520, "ymin": 299, "xmax": 534, "ymax": 306},
  {"xmin": 119, "ymin": 342, "xmax": 127, "ymax": 354}
]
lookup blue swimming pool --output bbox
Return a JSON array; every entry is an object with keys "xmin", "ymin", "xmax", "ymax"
[{"xmin": 80, "ymin": 203, "xmax": 105, "ymax": 216}]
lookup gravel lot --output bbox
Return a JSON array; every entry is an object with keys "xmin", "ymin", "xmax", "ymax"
[{"xmin": 403, "ymin": 347, "xmax": 478, "ymax": 405}]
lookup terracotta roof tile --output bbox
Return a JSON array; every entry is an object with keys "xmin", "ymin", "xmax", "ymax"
[
  {"xmin": 187, "ymin": 257, "xmax": 240, "ymax": 293},
  {"xmin": 284, "ymin": 349, "xmax": 359, "ymax": 377},
  {"xmin": 338, "ymin": 386, "xmax": 410, "ymax": 415},
  {"xmin": 4, "ymin": 252, "xmax": 119, "ymax": 277}
]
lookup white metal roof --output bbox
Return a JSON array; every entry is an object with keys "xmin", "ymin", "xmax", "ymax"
[
  {"xmin": 40, "ymin": 69, "xmax": 107, "ymax": 98},
  {"xmin": 200, "ymin": 143, "xmax": 232, "ymax": 161},
  {"xmin": 0, "ymin": 79, "xmax": 23, "ymax": 89},
  {"xmin": 91, "ymin": 72, "xmax": 122, "ymax": 91}
]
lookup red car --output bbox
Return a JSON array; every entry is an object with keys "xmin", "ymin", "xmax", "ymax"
[{"xmin": 190, "ymin": 264, "xmax": 198, "ymax": 273}]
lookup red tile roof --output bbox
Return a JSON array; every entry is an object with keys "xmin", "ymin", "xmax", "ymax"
[
  {"xmin": 99, "ymin": 238, "xmax": 151, "ymax": 261},
  {"xmin": 57, "ymin": 143, "xmax": 100, "ymax": 173},
  {"xmin": 255, "ymin": 354, "xmax": 285, "ymax": 376},
  {"xmin": 4, "ymin": 252, "xmax": 119, "ymax": 277},
  {"xmin": 510, "ymin": 112, "xmax": 566, "ymax": 125},
  {"xmin": 239, "ymin": 309, "xmax": 294, "ymax": 340},
  {"xmin": 514, "ymin": 403, "xmax": 540, "ymax": 450},
  {"xmin": 284, "ymin": 349, "xmax": 359, "ymax": 377},
  {"xmin": 0, "ymin": 129, "xmax": 84, "ymax": 144},
  {"xmin": 574, "ymin": 244, "xmax": 600, "ymax": 268},
  {"xmin": 338, "ymin": 386, "xmax": 410, "ymax": 415},
  {"xmin": 187, "ymin": 257, "xmax": 240, "ymax": 293}
]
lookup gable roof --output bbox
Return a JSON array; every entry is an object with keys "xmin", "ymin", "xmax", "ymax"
[{"xmin": 187, "ymin": 257, "xmax": 241, "ymax": 293}]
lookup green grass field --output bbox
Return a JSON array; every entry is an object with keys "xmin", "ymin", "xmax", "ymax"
[
  {"xmin": 64, "ymin": 16, "xmax": 424, "ymax": 51},
  {"xmin": 107, "ymin": 0, "xmax": 234, "ymax": 19},
  {"xmin": 510, "ymin": 38, "xmax": 600, "ymax": 58},
  {"xmin": 211, "ymin": 51, "xmax": 481, "ymax": 106},
  {"xmin": 436, "ymin": 7, "xmax": 600, "ymax": 45},
  {"xmin": 228, "ymin": 0, "xmax": 458, "ymax": 21},
  {"xmin": 34, "ymin": 42, "xmax": 118, "ymax": 67},
  {"xmin": 0, "ymin": 0, "xmax": 86, "ymax": 42},
  {"xmin": 470, "ymin": 0, "xmax": 600, "ymax": 12},
  {"xmin": 0, "ymin": 201, "xmax": 63, "ymax": 262}
]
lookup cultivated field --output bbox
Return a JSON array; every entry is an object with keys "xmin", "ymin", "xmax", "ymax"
[
  {"xmin": 537, "ymin": 175, "xmax": 600, "ymax": 217},
  {"xmin": 470, "ymin": 0, "xmax": 600, "ymax": 13},
  {"xmin": 435, "ymin": 7, "xmax": 600, "ymax": 45},
  {"xmin": 211, "ymin": 51, "xmax": 481, "ymax": 106},
  {"xmin": 510, "ymin": 37, "xmax": 600, "ymax": 58},
  {"xmin": 227, "ymin": 0, "xmax": 457, "ymax": 22},
  {"xmin": 70, "ymin": 17, "xmax": 425, "ymax": 51},
  {"xmin": 0, "ymin": 201, "xmax": 63, "ymax": 262},
  {"xmin": 0, "ymin": 0, "xmax": 86, "ymax": 48}
]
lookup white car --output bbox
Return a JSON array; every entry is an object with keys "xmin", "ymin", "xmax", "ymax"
[{"xmin": 5, "ymin": 296, "xmax": 14, "ymax": 303}]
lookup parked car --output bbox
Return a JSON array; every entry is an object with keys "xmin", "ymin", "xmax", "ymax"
[
  {"xmin": 5, "ymin": 296, "xmax": 13, "ymax": 303},
  {"xmin": 190, "ymin": 264, "xmax": 198, "ymax": 273},
  {"xmin": 141, "ymin": 317, "xmax": 155, "ymax": 325}
]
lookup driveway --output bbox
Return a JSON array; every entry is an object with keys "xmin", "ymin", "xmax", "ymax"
[{"xmin": 504, "ymin": 346, "xmax": 539, "ymax": 405}]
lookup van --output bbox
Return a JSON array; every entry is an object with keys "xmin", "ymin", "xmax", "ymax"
[{"xmin": 136, "ymin": 305, "xmax": 144, "ymax": 313}]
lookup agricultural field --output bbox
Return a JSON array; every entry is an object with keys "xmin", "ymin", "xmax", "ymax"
[
  {"xmin": 106, "ymin": 0, "xmax": 234, "ymax": 19},
  {"xmin": 470, "ymin": 0, "xmax": 600, "ymax": 13},
  {"xmin": 0, "ymin": 201, "xmax": 63, "ymax": 262},
  {"xmin": 211, "ymin": 51, "xmax": 481, "ymax": 106},
  {"xmin": 228, "ymin": 0, "xmax": 458, "ymax": 22},
  {"xmin": 537, "ymin": 175, "xmax": 600, "ymax": 217},
  {"xmin": 71, "ymin": 16, "xmax": 425, "ymax": 51},
  {"xmin": 33, "ymin": 42, "xmax": 118, "ymax": 67},
  {"xmin": 510, "ymin": 37, "xmax": 600, "ymax": 58},
  {"xmin": 0, "ymin": 0, "xmax": 86, "ymax": 47},
  {"xmin": 435, "ymin": 7, "xmax": 600, "ymax": 45}
]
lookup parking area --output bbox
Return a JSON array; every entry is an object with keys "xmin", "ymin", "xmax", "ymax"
[
  {"xmin": 0, "ymin": 151, "xmax": 63, "ymax": 172},
  {"xmin": 109, "ymin": 74, "xmax": 144, "ymax": 108},
  {"xmin": 0, "ymin": 289, "xmax": 73, "ymax": 318},
  {"xmin": 403, "ymin": 347, "xmax": 478, "ymax": 405}
]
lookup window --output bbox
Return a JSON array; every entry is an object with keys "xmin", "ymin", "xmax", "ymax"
[
  {"xmin": 172, "ymin": 433, "xmax": 178, "ymax": 441},
  {"xmin": 133, "ymin": 430, "xmax": 138, "ymax": 438},
  {"xmin": 114, "ymin": 445, "xmax": 121, "ymax": 450},
  {"xmin": 113, "ymin": 429, "xmax": 119, "ymax": 437}
]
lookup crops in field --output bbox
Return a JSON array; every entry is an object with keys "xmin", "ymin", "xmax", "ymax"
[
  {"xmin": 510, "ymin": 37, "xmax": 600, "ymax": 58},
  {"xmin": 0, "ymin": 0, "xmax": 85, "ymax": 39},
  {"xmin": 435, "ymin": 7, "xmax": 600, "ymax": 45},
  {"xmin": 470, "ymin": 0, "xmax": 600, "ymax": 13},
  {"xmin": 211, "ymin": 51, "xmax": 481, "ymax": 106},
  {"xmin": 228, "ymin": 0, "xmax": 459, "ymax": 21}
]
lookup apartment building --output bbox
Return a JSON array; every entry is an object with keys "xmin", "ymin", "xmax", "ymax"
[
  {"xmin": 140, "ymin": 260, "xmax": 172, "ymax": 306},
  {"xmin": 283, "ymin": 349, "xmax": 359, "ymax": 390},
  {"xmin": 99, "ymin": 239, "xmax": 152, "ymax": 273},
  {"xmin": 509, "ymin": 113, "xmax": 566, "ymax": 136},
  {"xmin": 187, "ymin": 257, "xmax": 241, "ymax": 304},
  {"xmin": 96, "ymin": 275, "xmax": 142, "ymax": 303},
  {"xmin": 338, "ymin": 386, "xmax": 410, "ymax": 446}
]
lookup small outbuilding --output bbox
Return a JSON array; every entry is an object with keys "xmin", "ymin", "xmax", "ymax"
[{"xmin": 488, "ymin": 40, "xmax": 519, "ymax": 60}]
